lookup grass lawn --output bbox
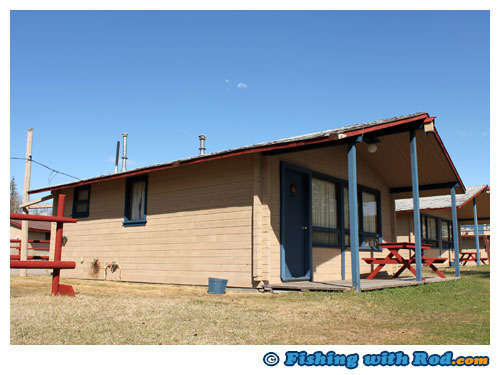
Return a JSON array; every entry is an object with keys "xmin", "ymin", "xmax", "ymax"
[{"xmin": 10, "ymin": 265, "xmax": 489, "ymax": 345}]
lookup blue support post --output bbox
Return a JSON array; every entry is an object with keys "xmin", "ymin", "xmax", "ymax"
[
  {"xmin": 473, "ymin": 197, "xmax": 480, "ymax": 266},
  {"xmin": 341, "ymin": 247, "xmax": 346, "ymax": 281},
  {"xmin": 451, "ymin": 186, "xmax": 460, "ymax": 277},
  {"xmin": 348, "ymin": 141, "xmax": 361, "ymax": 292},
  {"xmin": 340, "ymin": 187, "xmax": 346, "ymax": 281},
  {"xmin": 409, "ymin": 129, "xmax": 422, "ymax": 282}
]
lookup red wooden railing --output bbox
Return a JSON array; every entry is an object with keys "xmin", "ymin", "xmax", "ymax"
[
  {"xmin": 10, "ymin": 239, "xmax": 50, "ymax": 260},
  {"xmin": 10, "ymin": 194, "xmax": 78, "ymax": 296}
]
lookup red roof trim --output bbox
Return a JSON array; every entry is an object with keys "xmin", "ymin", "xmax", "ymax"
[
  {"xmin": 457, "ymin": 185, "xmax": 489, "ymax": 209},
  {"xmin": 431, "ymin": 128, "xmax": 466, "ymax": 194},
  {"xmin": 342, "ymin": 114, "xmax": 429, "ymax": 138},
  {"xmin": 10, "ymin": 220, "xmax": 51, "ymax": 233}
]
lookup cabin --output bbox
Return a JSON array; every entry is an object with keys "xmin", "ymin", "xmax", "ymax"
[
  {"xmin": 28, "ymin": 112, "xmax": 467, "ymax": 290},
  {"xmin": 10, "ymin": 219, "xmax": 51, "ymax": 275},
  {"xmin": 395, "ymin": 185, "xmax": 490, "ymax": 265}
]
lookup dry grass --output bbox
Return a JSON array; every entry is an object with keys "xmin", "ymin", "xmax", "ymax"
[{"xmin": 10, "ymin": 266, "xmax": 489, "ymax": 345}]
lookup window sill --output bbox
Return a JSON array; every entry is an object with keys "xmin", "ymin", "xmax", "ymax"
[
  {"xmin": 72, "ymin": 213, "xmax": 89, "ymax": 218},
  {"xmin": 313, "ymin": 245, "xmax": 383, "ymax": 252},
  {"xmin": 123, "ymin": 219, "xmax": 147, "ymax": 227},
  {"xmin": 344, "ymin": 246, "xmax": 383, "ymax": 252}
]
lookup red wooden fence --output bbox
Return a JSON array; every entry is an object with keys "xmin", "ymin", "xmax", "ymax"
[{"xmin": 10, "ymin": 194, "xmax": 78, "ymax": 296}]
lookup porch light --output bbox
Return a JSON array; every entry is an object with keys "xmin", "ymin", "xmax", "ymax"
[
  {"xmin": 368, "ymin": 143, "xmax": 378, "ymax": 153},
  {"xmin": 365, "ymin": 137, "xmax": 380, "ymax": 153}
]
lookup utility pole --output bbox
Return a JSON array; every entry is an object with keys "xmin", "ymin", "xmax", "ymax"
[{"xmin": 20, "ymin": 128, "xmax": 33, "ymax": 277}]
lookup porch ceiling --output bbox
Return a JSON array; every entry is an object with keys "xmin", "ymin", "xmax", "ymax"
[
  {"xmin": 357, "ymin": 128, "xmax": 465, "ymax": 198},
  {"xmin": 458, "ymin": 190, "xmax": 490, "ymax": 224}
]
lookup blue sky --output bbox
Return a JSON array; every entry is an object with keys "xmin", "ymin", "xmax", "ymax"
[{"xmin": 10, "ymin": 10, "xmax": 490, "ymax": 198}]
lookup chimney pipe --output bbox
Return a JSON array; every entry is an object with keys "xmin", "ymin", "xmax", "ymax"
[
  {"xmin": 199, "ymin": 134, "xmax": 206, "ymax": 156},
  {"xmin": 114, "ymin": 141, "xmax": 120, "ymax": 173},
  {"xmin": 121, "ymin": 133, "xmax": 128, "ymax": 172}
]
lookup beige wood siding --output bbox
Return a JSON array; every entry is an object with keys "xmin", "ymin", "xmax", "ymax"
[
  {"xmin": 55, "ymin": 155, "xmax": 255, "ymax": 287},
  {"xmin": 10, "ymin": 225, "xmax": 51, "ymax": 275}
]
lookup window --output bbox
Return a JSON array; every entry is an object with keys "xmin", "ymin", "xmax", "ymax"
[
  {"xmin": 422, "ymin": 215, "xmax": 438, "ymax": 248},
  {"xmin": 360, "ymin": 191, "xmax": 379, "ymax": 247},
  {"xmin": 282, "ymin": 162, "xmax": 383, "ymax": 251},
  {"xmin": 421, "ymin": 214, "xmax": 452, "ymax": 250},
  {"xmin": 441, "ymin": 220, "xmax": 453, "ymax": 249},
  {"xmin": 312, "ymin": 178, "xmax": 340, "ymax": 246},
  {"xmin": 124, "ymin": 175, "xmax": 148, "ymax": 226},
  {"xmin": 72, "ymin": 186, "xmax": 90, "ymax": 218},
  {"xmin": 344, "ymin": 186, "xmax": 381, "ymax": 248}
]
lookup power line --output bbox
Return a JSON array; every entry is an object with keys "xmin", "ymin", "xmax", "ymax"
[{"xmin": 11, "ymin": 157, "xmax": 80, "ymax": 181}]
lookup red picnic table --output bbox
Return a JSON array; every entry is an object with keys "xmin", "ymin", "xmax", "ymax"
[
  {"xmin": 456, "ymin": 251, "xmax": 488, "ymax": 265},
  {"xmin": 362, "ymin": 242, "xmax": 447, "ymax": 280}
]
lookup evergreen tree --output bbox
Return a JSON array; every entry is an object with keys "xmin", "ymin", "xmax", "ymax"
[{"xmin": 10, "ymin": 177, "xmax": 22, "ymax": 213}]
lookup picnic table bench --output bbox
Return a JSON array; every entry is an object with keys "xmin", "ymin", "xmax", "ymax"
[
  {"xmin": 362, "ymin": 242, "xmax": 447, "ymax": 280},
  {"xmin": 456, "ymin": 251, "xmax": 488, "ymax": 265}
]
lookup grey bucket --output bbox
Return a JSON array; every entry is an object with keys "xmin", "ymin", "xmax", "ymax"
[{"xmin": 208, "ymin": 278, "xmax": 228, "ymax": 294}]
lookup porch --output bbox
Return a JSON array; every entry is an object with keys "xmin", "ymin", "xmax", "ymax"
[{"xmin": 268, "ymin": 275, "xmax": 458, "ymax": 292}]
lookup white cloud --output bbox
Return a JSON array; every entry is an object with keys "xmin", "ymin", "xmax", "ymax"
[
  {"xmin": 456, "ymin": 129, "xmax": 472, "ymax": 137},
  {"xmin": 224, "ymin": 79, "xmax": 232, "ymax": 83},
  {"xmin": 237, "ymin": 82, "xmax": 248, "ymax": 89}
]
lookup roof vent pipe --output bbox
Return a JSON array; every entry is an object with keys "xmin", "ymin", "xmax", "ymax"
[
  {"xmin": 114, "ymin": 141, "xmax": 120, "ymax": 173},
  {"xmin": 121, "ymin": 133, "xmax": 128, "ymax": 172},
  {"xmin": 199, "ymin": 134, "xmax": 206, "ymax": 156}
]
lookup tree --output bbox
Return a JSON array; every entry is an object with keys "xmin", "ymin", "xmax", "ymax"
[{"xmin": 10, "ymin": 177, "xmax": 22, "ymax": 213}]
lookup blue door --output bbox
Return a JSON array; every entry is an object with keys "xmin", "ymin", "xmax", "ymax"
[{"xmin": 281, "ymin": 164, "xmax": 311, "ymax": 281}]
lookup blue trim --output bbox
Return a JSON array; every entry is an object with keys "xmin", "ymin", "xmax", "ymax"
[
  {"xmin": 410, "ymin": 129, "xmax": 423, "ymax": 282},
  {"xmin": 72, "ymin": 185, "xmax": 90, "ymax": 218},
  {"xmin": 123, "ymin": 220, "xmax": 147, "ymax": 227},
  {"xmin": 473, "ymin": 197, "xmax": 481, "ymax": 266},
  {"xmin": 339, "ymin": 185, "xmax": 346, "ymax": 280},
  {"xmin": 123, "ymin": 174, "xmax": 148, "ymax": 227},
  {"xmin": 280, "ymin": 162, "xmax": 286, "ymax": 280},
  {"xmin": 451, "ymin": 185, "xmax": 460, "ymax": 277},
  {"xmin": 389, "ymin": 182, "xmax": 459, "ymax": 194},
  {"xmin": 307, "ymin": 172, "xmax": 313, "ymax": 279},
  {"xmin": 348, "ymin": 142, "xmax": 361, "ymax": 292}
]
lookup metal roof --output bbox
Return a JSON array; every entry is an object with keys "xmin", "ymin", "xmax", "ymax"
[
  {"xmin": 29, "ymin": 112, "xmax": 456, "ymax": 194},
  {"xmin": 395, "ymin": 185, "xmax": 489, "ymax": 212},
  {"xmin": 10, "ymin": 219, "xmax": 52, "ymax": 232}
]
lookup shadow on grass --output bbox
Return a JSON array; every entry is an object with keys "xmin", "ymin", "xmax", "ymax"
[{"xmin": 442, "ymin": 267, "xmax": 490, "ymax": 278}]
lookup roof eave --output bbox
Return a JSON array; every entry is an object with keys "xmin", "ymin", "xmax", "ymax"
[{"xmin": 29, "ymin": 112, "xmax": 462, "ymax": 195}]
